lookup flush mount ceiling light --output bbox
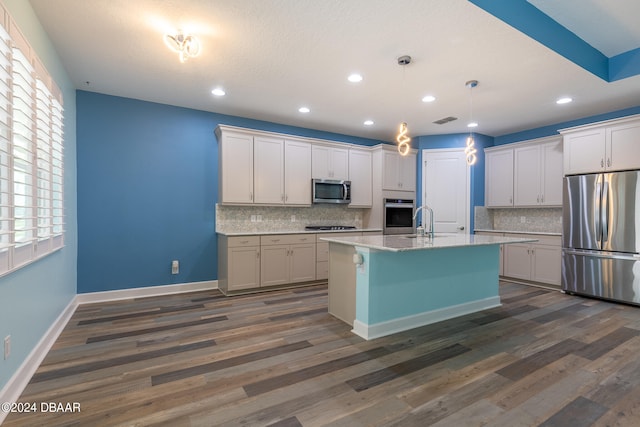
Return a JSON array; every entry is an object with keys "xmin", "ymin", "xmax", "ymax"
[
  {"xmin": 164, "ymin": 30, "xmax": 200, "ymax": 63},
  {"xmin": 364, "ymin": 120, "xmax": 374, "ymax": 126},
  {"xmin": 422, "ymin": 95, "xmax": 436, "ymax": 103},
  {"xmin": 464, "ymin": 80, "xmax": 478, "ymax": 166},
  {"xmin": 348, "ymin": 73, "xmax": 363, "ymax": 83},
  {"xmin": 556, "ymin": 97, "xmax": 573, "ymax": 104},
  {"xmin": 396, "ymin": 55, "xmax": 412, "ymax": 156},
  {"xmin": 211, "ymin": 88, "xmax": 226, "ymax": 96},
  {"xmin": 298, "ymin": 106, "xmax": 310, "ymax": 113}
]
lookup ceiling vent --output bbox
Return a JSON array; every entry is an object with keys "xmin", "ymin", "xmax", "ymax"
[{"xmin": 433, "ymin": 116, "xmax": 457, "ymax": 125}]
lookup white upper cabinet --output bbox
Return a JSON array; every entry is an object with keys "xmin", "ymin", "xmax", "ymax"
[
  {"xmin": 561, "ymin": 115, "xmax": 640, "ymax": 175},
  {"xmin": 485, "ymin": 148, "xmax": 514, "ymax": 207},
  {"xmin": 348, "ymin": 148, "xmax": 372, "ymax": 207},
  {"xmin": 486, "ymin": 136, "xmax": 562, "ymax": 208},
  {"xmin": 219, "ymin": 131, "xmax": 254, "ymax": 204},
  {"xmin": 514, "ymin": 137, "xmax": 563, "ymax": 207},
  {"xmin": 254, "ymin": 136, "xmax": 284, "ymax": 204},
  {"xmin": 217, "ymin": 126, "xmax": 311, "ymax": 206},
  {"xmin": 312, "ymin": 145, "xmax": 349, "ymax": 180},
  {"xmin": 382, "ymin": 150, "xmax": 416, "ymax": 192},
  {"xmin": 284, "ymin": 139, "xmax": 312, "ymax": 205}
]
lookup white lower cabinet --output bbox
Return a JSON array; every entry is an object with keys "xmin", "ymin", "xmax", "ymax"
[
  {"xmin": 503, "ymin": 234, "xmax": 561, "ymax": 286},
  {"xmin": 218, "ymin": 236, "xmax": 261, "ymax": 292},
  {"xmin": 260, "ymin": 234, "xmax": 316, "ymax": 287},
  {"xmin": 315, "ymin": 232, "xmax": 362, "ymax": 280}
]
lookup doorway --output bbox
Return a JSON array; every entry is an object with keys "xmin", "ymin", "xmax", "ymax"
[{"xmin": 421, "ymin": 148, "xmax": 470, "ymax": 233}]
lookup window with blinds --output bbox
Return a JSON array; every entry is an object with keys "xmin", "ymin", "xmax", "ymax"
[{"xmin": 0, "ymin": 7, "xmax": 64, "ymax": 276}]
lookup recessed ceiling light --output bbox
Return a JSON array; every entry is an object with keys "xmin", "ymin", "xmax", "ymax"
[
  {"xmin": 422, "ymin": 95, "xmax": 436, "ymax": 103},
  {"xmin": 298, "ymin": 107, "xmax": 310, "ymax": 113},
  {"xmin": 467, "ymin": 122, "xmax": 478, "ymax": 128},
  {"xmin": 211, "ymin": 88, "xmax": 226, "ymax": 96},
  {"xmin": 364, "ymin": 120, "xmax": 374, "ymax": 126},
  {"xmin": 348, "ymin": 73, "xmax": 363, "ymax": 83},
  {"xmin": 556, "ymin": 97, "xmax": 573, "ymax": 104}
]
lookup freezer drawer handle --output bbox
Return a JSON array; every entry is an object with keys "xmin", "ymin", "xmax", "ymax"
[{"xmin": 564, "ymin": 249, "xmax": 640, "ymax": 261}]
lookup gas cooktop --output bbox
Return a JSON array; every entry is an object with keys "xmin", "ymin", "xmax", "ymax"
[{"xmin": 304, "ymin": 225, "xmax": 357, "ymax": 231}]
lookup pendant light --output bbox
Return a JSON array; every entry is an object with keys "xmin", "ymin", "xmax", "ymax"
[
  {"xmin": 396, "ymin": 55, "xmax": 411, "ymax": 156},
  {"xmin": 464, "ymin": 80, "xmax": 478, "ymax": 165}
]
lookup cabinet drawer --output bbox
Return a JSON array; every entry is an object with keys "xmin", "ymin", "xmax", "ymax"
[
  {"xmin": 228, "ymin": 236, "xmax": 260, "ymax": 248},
  {"xmin": 315, "ymin": 231, "xmax": 361, "ymax": 242},
  {"xmin": 261, "ymin": 234, "xmax": 314, "ymax": 245},
  {"xmin": 507, "ymin": 233, "xmax": 560, "ymax": 246}
]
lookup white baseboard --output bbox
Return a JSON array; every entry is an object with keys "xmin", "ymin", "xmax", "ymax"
[
  {"xmin": 0, "ymin": 297, "xmax": 78, "ymax": 424},
  {"xmin": 352, "ymin": 296, "xmax": 501, "ymax": 340},
  {"xmin": 76, "ymin": 280, "xmax": 218, "ymax": 304},
  {"xmin": 0, "ymin": 279, "xmax": 218, "ymax": 424}
]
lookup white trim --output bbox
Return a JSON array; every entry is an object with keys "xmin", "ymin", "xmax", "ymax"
[
  {"xmin": 351, "ymin": 296, "xmax": 501, "ymax": 340},
  {"xmin": 76, "ymin": 280, "xmax": 218, "ymax": 304},
  {"xmin": 0, "ymin": 297, "xmax": 77, "ymax": 425},
  {"xmin": 0, "ymin": 279, "xmax": 218, "ymax": 423}
]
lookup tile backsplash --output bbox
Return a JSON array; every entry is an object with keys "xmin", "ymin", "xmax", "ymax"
[
  {"xmin": 475, "ymin": 206, "xmax": 562, "ymax": 233},
  {"xmin": 216, "ymin": 204, "xmax": 365, "ymax": 233}
]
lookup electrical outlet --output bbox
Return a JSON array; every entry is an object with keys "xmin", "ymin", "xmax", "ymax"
[
  {"xmin": 520, "ymin": 216, "xmax": 526, "ymax": 223},
  {"xmin": 4, "ymin": 335, "xmax": 10, "ymax": 360},
  {"xmin": 257, "ymin": 215, "xmax": 263, "ymax": 222},
  {"xmin": 171, "ymin": 260, "xmax": 179, "ymax": 275},
  {"xmin": 291, "ymin": 215, "xmax": 296, "ymax": 222},
  {"xmin": 250, "ymin": 215, "xmax": 256, "ymax": 222}
]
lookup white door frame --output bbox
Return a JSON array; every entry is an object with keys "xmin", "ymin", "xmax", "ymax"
[{"xmin": 421, "ymin": 148, "xmax": 471, "ymax": 233}]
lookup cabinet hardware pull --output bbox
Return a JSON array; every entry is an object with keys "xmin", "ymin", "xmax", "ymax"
[
  {"xmin": 537, "ymin": 196, "xmax": 539, "ymax": 203},
  {"xmin": 257, "ymin": 251, "xmax": 260, "ymax": 258},
  {"xmin": 601, "ymin": 159, "xmax": 604, "ymax": 168},
  {"xmin": 241, "ymin": 240, "xmax": 249, "ymax": 244},
  {"xmin": 541, "ymin": 195, "xmax": 544, "ymax": 203},
  {"xmin": 607, "ymin": 158, "xmax": 611, "ymax": 167},
  {"xmin": 250, "ymin": 192, "xmax": 253, "ymax": 200}
]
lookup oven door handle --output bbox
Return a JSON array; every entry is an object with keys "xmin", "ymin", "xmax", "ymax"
[{"xmin": 385, "ymin": 203, "xmax": 413, "ymax": 208}]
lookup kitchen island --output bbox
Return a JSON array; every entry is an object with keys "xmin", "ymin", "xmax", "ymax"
[{"xmin": 321, "ymin": 233, "xmax": 537, "ymax": 340}]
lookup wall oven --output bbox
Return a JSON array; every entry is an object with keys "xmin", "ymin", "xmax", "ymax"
[{"xmin": 383, "ymin": 198, "xmax": 414, "ymax": 235}]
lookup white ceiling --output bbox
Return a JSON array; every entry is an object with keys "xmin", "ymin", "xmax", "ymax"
[{"xmin": 29, "ymin": 0, "xmax": 640, "ymax": 142}]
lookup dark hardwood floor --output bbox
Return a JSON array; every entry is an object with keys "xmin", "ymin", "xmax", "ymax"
[{"xmin": 5, "ymin": 281, "xmax": 640, "ymax": 426}]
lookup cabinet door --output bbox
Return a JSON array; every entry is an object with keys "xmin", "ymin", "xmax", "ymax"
[
  {"xmin": 228, "ymin": 246, "xmax": 260, "ymax": 290},
  {"xmin": 220, "ymin": 133, "xmax": 254, "ymax": 204},
  {"xmin": 607, "ymin": 120, "xmax": 640, "ymax": 172},
  {"xmin": 289, "ymin": 243, "xmax": 316, "ymax": 283},
  {"xmin": 254, "ymin": 137, "xmax": 284, "ymax": 204},
  {"xmin": 531, "ymin": 244, "xmax": 561, "ymax": 285},
  {"xmin": 260, "ymin": 245, "xmax": 290, "ymax": 287},
  {"xmin": 540, "ymin": 139, "xmax": 563, "ymax": 206},
  {"xmin": 284, "ymin": 140, "xmax": 311, "ymax": 205},
  {"xmin": 485, "ymin": 149, "xmax": 514, "ymax": 207},
  {"xmin": 503, "ymin": 243, "xmax": 531, "ymax": 280},
  {"xmin": 382, "ymin": 150, "xmax": 400, "ymax": 190},
  {"xmin": 312, "ymin": 145, "xmax": 331, "ymax": 179},
  {"xmin": 348, "ymin": 149, "xmax": 372, "ymax": 207},
  {"xmin": 330, "ymin": 148, "xmax": 349, "ymax": 181},
  {"xmin": 563, "ymin": 128, "xmax": 606, "ymax": 175},
  {"xmin": 514, "ymin": 145, "xmax": 540, "ymax": 206},
  {"xmin": 398, "ymin": 152, "xmax": 416, "ymax": 191}
]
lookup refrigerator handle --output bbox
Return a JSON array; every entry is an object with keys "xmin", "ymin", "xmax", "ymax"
[
  {"xmin": 595, "ymin": 174, "xmax": 602, "ymax": 246},
  {"xmin": 601, "ymin": 177, "xmax": 609, "ymax": 243}
]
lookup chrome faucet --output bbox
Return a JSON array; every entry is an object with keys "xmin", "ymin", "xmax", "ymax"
[{"xmin": 413, "ymin": 205, "xmax": 434, "ymax": 238}]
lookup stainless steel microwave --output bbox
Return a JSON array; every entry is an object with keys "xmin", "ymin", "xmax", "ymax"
[{"xmin": 312, "ymin": 179, "xmax": 351, "ymax": 204}]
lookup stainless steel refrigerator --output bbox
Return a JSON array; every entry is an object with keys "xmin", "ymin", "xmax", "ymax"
[{"xmin": 562, "ymin": 170, "xmax": 640, "ymax": 305}]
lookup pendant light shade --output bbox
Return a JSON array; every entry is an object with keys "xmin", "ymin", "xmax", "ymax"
[
  {"xmin": 464, "ymin": 80, "xmax": 478, "ymax": 165},
  {"xmin": 396, "ymin": 55, "xmax": 412, "ymax": 156}
]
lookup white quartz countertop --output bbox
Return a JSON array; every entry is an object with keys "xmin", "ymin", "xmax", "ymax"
[
  {"xmin": 217, "ymin": 228, "xmax": 382, "ymax": 237},
  {"xmin": 321, "ymin": 233, "xmax": 537, "ymax": 252}
]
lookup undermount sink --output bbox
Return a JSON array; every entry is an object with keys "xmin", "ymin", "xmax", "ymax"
[{"xmin": 402, "ymin": 233, "xmax": 454, "ymax": 239}]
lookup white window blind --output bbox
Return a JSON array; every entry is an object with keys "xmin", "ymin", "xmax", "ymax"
[{"xmin": 0, "ymin": 6, "xmax": 64, "ymax": 276}]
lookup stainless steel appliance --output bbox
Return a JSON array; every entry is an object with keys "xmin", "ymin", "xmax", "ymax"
[
  {"xmin": 305, "ymin": 225, "xmax": 357, "ymax": 231},
  {"xmin": 562, "ymin": 170, "xmax": 640, "ymax": 305},
  {"xmin": 312, "ymin": 179, "xmax": 351, "ymax": 204},
  {"xmin": 383, "ymin": 198, "xmax": 414, "ymax": 235}
]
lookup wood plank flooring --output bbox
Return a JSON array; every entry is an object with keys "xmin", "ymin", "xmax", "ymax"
[{"xmin": 5, "ymin": 282, "xmax": 640, "ymax": 426}]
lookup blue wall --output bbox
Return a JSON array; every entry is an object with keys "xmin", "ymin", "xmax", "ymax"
[
  {"xmin": 76, "ymin": 91, "xmax": 385, "ymax": 293},
  {"xmin": 0, "ymin": 1, "xmax": 77, "ymax": 391}
]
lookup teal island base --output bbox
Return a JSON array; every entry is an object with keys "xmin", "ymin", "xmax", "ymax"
[{"xmin": 328, "ymin": 242, "xmax": 502, "ymax": 340}]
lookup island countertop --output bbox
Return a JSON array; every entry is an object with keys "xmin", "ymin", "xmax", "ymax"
[{"xmin": 320, "ymin": 233, "xmax": 537, "ymax": 252}]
